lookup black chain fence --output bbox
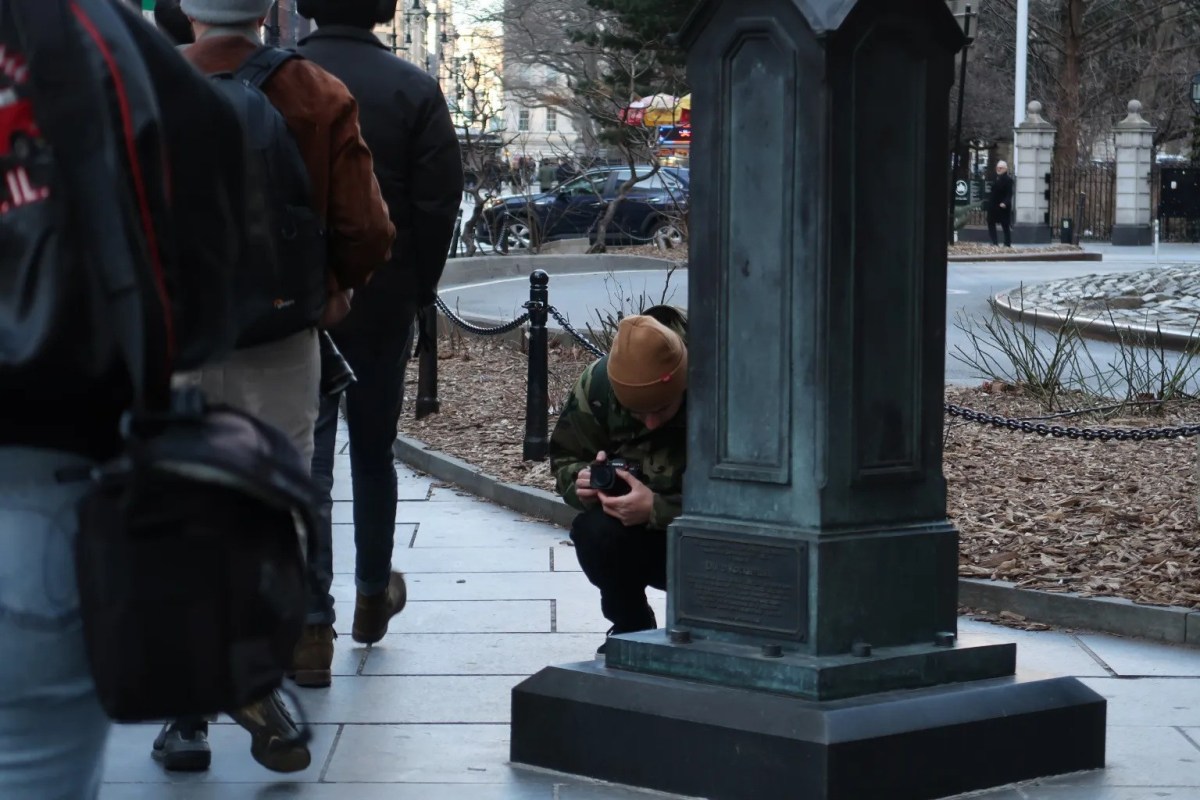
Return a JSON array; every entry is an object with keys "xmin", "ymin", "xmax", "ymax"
[
  {"xmin": 425, "ymin": 270, "xmax": 1200, "ymax": 459},
  {"xmin": 943, "ymin": 403, "xmax": 1200, "ymax": 441}
]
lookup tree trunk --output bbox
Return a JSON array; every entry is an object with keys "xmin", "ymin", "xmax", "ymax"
[{"xmin": 1053, "ymin": 0, "xmax": 1086, "ymax": 178}]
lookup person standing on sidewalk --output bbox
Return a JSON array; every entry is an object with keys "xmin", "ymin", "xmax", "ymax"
[
  {"xmin": 987, "ymin": 160, "xmax": 1014, "ymax": 248},
  {"xmin": 151, "ymin": 0, "xmax": 395, "ymax": 775},
  {"xmin": 549, "ymin": 310, "xmax": 689, "ymax": 654},
  {"xmin": 295, "ymin": 0, "xmax": 463, "ymax": 673}
]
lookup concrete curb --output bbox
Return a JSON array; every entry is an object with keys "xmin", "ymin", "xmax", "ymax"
[
  {"xmin": 949, "ymin": 251, "xmax": 1104, "ymax": 263},
  {"xmin": 393, "ymin": 435, "xmax": 577, "ymax": 528},
  {"xmin": 394, "ymin": 436, "xmax": 1199, "ymax": 647},
  {"xmin": 992, "ymin": 289, "xmax": 1198, "ymax": 350}
]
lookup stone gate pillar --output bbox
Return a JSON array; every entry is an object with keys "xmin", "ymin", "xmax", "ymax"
[
  {"xmin": 1112, "ymin": 100, "xmax": 1156, "ymax": 246},
  {"xmin": 1013, "ymin": 100, "xmax": 1056, "ymax": 243}
]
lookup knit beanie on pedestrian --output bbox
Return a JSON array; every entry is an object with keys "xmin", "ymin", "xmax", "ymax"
[
  {"xmin": 607, "ymin": 315, "xmax": 687, "ymax": 413},
  {"xmin": 180, "ymin": 0, "xmax": 273, "ymax": 25}
]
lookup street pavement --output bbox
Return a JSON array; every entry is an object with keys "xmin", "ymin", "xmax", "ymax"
[
  {"xmin": 97, "ymin": 421, "xmax": 1200, "ymax": 799},
  {"xmin": 440, "ymin": 241, "xmax": 1200, "ymax": 389}
]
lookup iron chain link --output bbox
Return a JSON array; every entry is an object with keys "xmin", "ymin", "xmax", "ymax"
[
  {"xmin": 435, "ymin": 296, "xmax": 530, "ymax": 336},
  {"xmin": 547, "ymin": 307, "xmax": 607, "ymax": 358},
  {"xmin": 943, "ymin": 403, "xmax": 1200, "ymax": 442}
]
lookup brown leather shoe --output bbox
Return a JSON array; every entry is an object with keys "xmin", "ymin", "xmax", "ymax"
[
  {"xmin": 351, "ymin": 571, "xmax": 407, "ymax": 644},
  {"xmin": 289, "ymin": 625, "xmax": 335, "ymax": 688}
]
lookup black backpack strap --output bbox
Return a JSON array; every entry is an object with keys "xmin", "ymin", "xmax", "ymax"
[
  {"xmin": 11, "ymin": 0, "xmax": 151, "ymax": 407},
  {"xmin": 235, "ymin": 46, "xmax": 300, "ymax": 90}
]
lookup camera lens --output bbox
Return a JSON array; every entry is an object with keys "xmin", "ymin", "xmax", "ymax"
[{"xmin": 589, "ymin": 464, "xmax": 615, "ymax": 492}]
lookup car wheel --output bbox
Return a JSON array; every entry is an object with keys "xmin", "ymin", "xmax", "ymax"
[
  {"xmin": 650, "ymin": 218, "xmax": 686, "ymax": 250},
  {"xmin": 498, "ymin": 217, "xmax": 534, "ymax": 254}
]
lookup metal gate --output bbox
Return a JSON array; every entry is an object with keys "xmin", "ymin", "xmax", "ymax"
[{"xmin": 1049, "ymin": 162, "xmax": 1115, "ymax": 242}]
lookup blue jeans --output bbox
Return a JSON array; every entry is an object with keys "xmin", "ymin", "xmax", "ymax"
[
  {"xmin": 308, "ymin": 296, "xmax": 418, "ymax": 623},
  {"xmin": 0, "ymin": 447, "xmax": 111, "ymax": 799}
]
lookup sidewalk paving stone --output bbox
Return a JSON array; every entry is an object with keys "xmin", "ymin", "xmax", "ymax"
[
  {"xmin": 321, "ymin": 723, "xmax": 512, "ymax": 783},
  {"xmin": 297, "ymin": 675, "xmax": 513, "ymax": 724},
  {"xmin": 99, "ymin": 447, "xmax": 1200, "ymax": 799},
  {"xmin": 1079, "ymin": 677, "xmax": 1200, "ymax": 726},
  {"xmin": 1075, "ymin": 635, "xmax": 1200, "ymax": 677},
  {"xmin": 360, "ymin": 633, "xmax": 601, "ymax": 675}
]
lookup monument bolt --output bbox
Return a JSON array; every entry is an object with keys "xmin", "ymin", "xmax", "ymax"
[
  {"xmin": 851, "ymin": 642, "xmax": 873, "ymax": 658},
  {"xmin": 668, "ymin": 629, "xmax": 693, "ymax": 645},
  {"xmin": 935, "ymin": 632, "xmax": 957, "ymax": 648},
  {"xmin": 761, "ymin": 644, "xmax": 783, "ymax": 659}
]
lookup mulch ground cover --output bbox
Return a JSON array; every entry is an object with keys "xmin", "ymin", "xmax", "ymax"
[{"xmin": 399, "ymin": 337, "xmax": 1200, "ymax": 614}]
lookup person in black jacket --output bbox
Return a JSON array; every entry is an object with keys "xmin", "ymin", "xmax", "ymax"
[
  {"xmin": 294, "ymin": 0, "xmax": 464, "ymax": 683},
  {"xmin": 987, "ymin": 160, "xmax": 1014, "ymax": 247}
]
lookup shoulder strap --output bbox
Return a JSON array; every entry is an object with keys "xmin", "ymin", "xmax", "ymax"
[
  {"xmin": 587, "ymin": 356, "xmax": 610, "ymax": 412},
  {"xmin": 235, "ymin": 46, "xmax": 299, "ymax": 90},
  {"xmin": 12, "ymin": 0, "xmax": 152, "ymax": 407}
]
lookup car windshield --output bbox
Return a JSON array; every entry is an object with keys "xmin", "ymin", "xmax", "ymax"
[{"xmin": 558, "ymin": 171, "xmax": 611, "ymax": 196}]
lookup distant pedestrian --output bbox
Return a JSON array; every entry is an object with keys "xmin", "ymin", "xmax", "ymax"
[
  {"xmin": 987, "ymin": 160, "xmax": 1014, "ymax": 248},
  {"xmin": 538, "ymin": 158, "xmax": 557, "ymax": 193}
]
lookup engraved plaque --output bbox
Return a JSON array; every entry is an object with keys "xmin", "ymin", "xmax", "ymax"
[{"xmin": 675, "ymin": 531, "xmax": 807, "ymax": 638}]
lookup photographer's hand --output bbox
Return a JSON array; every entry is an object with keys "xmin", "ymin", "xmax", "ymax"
[
  {"xmin": 599, "ymin": 469, "xmax": 653, "ymax": 526},
  {"xmin": 575, "ymin": 451, "xmax": 606, "ymax": 504}
]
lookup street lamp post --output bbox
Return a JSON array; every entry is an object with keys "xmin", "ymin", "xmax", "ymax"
[
  {"xmin": 1190, "ymin": 73, "xmax": 1200, "ymax": 115},
  {"xmin": 1013, "ymin": 0, "xmax": 1029, "ymax": 175},
  {"xmin": 948, "ymin": 3, "xmax": 975, "ymax": 243}
]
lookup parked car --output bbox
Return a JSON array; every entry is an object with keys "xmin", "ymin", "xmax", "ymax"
[{"xmin": 477, "ymin": 165, "xmax": 689, "ymax": 252}]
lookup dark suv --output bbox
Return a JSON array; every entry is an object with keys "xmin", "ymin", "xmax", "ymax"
[{"xmin": 477, "ymin": 166, "xmax": 689, "ymax": 252}]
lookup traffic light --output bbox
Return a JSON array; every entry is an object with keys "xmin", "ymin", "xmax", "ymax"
[{"xmin": 1043, "ymin": 171, "xmax": 1053, "ymax": 202}]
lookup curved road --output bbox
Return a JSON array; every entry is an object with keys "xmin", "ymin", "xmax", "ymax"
[{"xmin": 440, "ymin": 244, "xmax": 1200, "ymax": 391}]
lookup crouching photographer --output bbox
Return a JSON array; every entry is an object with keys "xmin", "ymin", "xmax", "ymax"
[{"xmin": 548, "ymin": 309, "xmax": 688, "ymax": 654}]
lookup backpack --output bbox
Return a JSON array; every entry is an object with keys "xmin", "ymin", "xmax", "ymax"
[
  {"xmin": 10, "ymin": 0, "xmax": 318, "ymax": 723},
  {"xmin": 209, "ymin": 48, "xmax": 328, "ymax": 349}
]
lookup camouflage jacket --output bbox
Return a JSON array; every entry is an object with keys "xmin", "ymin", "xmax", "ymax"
[{"xmin": 549, "ymin": 306, "xmax": 687, "ymax": 531}]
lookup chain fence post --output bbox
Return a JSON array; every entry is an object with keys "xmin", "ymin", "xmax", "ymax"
[
  {"xmin": 523, "ymin": 270, "xmax": 550, "ymax": 461},
  {"xmin": 414, "ymin": 305, "xmax": 440, "ymax": 420}
]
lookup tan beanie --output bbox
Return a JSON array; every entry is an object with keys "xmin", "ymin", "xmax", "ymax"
[{"xmin": 607, "ymin": 315, "xmax": 687, "ymax": 413}]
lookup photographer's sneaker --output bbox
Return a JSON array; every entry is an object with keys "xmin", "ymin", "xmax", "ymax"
[{"xmin": 352, "ymin": 571, "xmax": 407, "ymax": 644}]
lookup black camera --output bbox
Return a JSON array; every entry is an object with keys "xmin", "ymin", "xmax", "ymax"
[
  {"xmin": 319, "ymin": 330, "xmax": 356, "ymax": 397},
  {"xmin": 589, "ymin": 458, "xmax": 642, "ymax": 497}
]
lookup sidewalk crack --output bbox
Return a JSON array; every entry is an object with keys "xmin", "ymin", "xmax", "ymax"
[
  {"xmin": 317, "ymin": 724, "xmax": 344, "ymax": 782},
  {"xmin": 408, "ymin": 523, "xmax": 419, "ymax": 548},
  {"xmin": 1071, "ymin": 634, "xmax": 1118, "ymax": 677},
  {"xmin": 551, "ymin": 599, "xmax": 557, "ymax": 633},
  {"xmin": 549, "ymin": 547, "xmax": 555, "ymax": 572},
  {"xmin": 1179, "ymin": 726, "xmax": 1200, "ymax": 754}
]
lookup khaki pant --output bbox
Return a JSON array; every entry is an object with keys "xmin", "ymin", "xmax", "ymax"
[{"xmin": 176, "ymin": 328, "xmax": 320, "ymax": 471}]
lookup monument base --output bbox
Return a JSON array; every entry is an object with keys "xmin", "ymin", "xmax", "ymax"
[
  {"xmin": 1012, "ymin": 223, "xmax": 1053, "ymax": 244},
  {"xmin": 607, "ymin": 629, "xmax": 1015, "ymax": 701},
  {"xmin": 511, "ymin": 662, "xmax": 1106, "ymax": 800},
  {"xmin": 1111, "ymin": 224, "xmax": 1153, "ymax": 246}
]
